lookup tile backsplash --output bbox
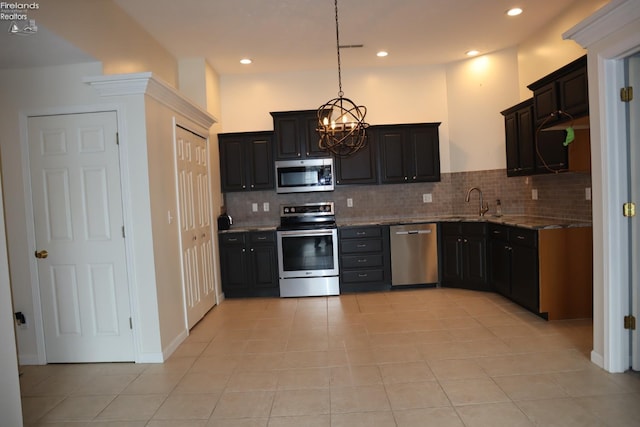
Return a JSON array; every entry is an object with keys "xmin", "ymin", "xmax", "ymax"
[{"xmin": 223, "ymin": 169, "xmax": 592, "ymax": 227}]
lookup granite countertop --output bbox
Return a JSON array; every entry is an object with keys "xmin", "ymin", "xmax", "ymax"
[
  {"xmin": 219, "ymin": 215, "xmax": 591, "ymax": 233},
  {"xmin": 337, "ymin": 215, "xmax": 592, "ymax": 230},
  {"xmin": 218, "ymin": 225, "xmax": 276, "ymax": 233}
]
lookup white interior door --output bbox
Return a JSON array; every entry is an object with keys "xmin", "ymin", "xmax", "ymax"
[
  {"xmin": 28, "ymin": 112, "xmax": 133, "ymax": 363},
  {"xmin": 628, "ymin": 54, "xmax": 640, "ymax": 371},
  {"xmin": 175, "ymin": 125, "xmax": 215, "ymax": 329}
]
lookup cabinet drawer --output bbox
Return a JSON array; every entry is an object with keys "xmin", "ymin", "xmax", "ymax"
[
  {"xmin": 461, "ymin": 222, "xmax": 486, "ymax": 236},
  {"xmin": 340, "ymin": 227, "xmax": 382, "ymax": 239},
  {"xmin": 341, "ymin": 239, "xmax": 383, "ymax": 254},
  {"xmin": 488, "ymin": 224, "xmax": 508, "ymax": 240},
  {"xmin": 440, "ymin": 222, "xmax": 460, "ymax": 235},
  {"xmin": 510, "ymin": 228, "xmax": 537, "ymax": 247},
  {"xmin": 220, "ymin": 232, "xmax": 246, "ymax": 245},
  {"xmin": 250, "ymin": 231, "xmax": 275, "ymax": 244},
  {"xmin": 341, "ymin": 254, "xmax": 384, "ymax": 269},
  {"xmin": 342, "ymin": 269, "xmax": 384, "ymax": 283}
]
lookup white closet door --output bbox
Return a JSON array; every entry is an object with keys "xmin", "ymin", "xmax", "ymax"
[
  {"xmin": 29, "ymin": 112, "xmax": 134, "ymax": 363},
  {"xmin": 175, "ymin": 125, "xmax": 215, "ymax": 329}
]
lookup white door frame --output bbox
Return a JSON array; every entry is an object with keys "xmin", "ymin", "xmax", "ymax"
[
  {"xmin": 19, "ymin": 103, "xmax": 141, "ymax": 364},
  {"xmin": 564, "ymin": 0, "xmax": 640, "ymax": 372}
]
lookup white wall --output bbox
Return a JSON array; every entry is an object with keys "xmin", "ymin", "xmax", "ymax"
[
  {"xmin": 445, "ymin": 48, "xmax": 519, "ymax": 172},
  {"xmin": 0, "ymin": 64, "xmax": 191, "ymax": 364},
  {"xmin": 517, "ymin": 0, "xmax": 608, "ymax": 100},
  {"xmin": 219, "ymin": 51, "xmax": 520, "ymax": 173},
  {"xmin": 0, "ymin": 176, "xmax": 23, "ymax": 426}
]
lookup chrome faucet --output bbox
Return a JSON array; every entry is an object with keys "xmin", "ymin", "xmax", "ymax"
[{"xmin": 465, "ymin": 187, "xmax": 489, "ymax": 216}]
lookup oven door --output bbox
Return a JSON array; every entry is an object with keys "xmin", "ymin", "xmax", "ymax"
[{"xmin": 277, "ymin": 228, "xmax": 339, "ymax": 278}]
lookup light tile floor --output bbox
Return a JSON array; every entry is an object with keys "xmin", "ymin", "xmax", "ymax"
[{"xmin": 19, "ymin": 288, "xmax": 640, "ymax": 426}]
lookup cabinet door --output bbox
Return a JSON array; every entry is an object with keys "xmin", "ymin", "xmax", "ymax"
[
  {"xmin": 558, "ymin": 67, "xmax": 588, "ymax": 117},
  {"xmin": 220, "ymin": 244, "xmax": 250, "ymax": 290},
  {"xmin": 441, "ymin": 234, "xmax": 463, "ymax": 284},
  {"xmin": 504, "ymin": 112, "xmax": 520, "ymax": 176},
  {"xmin": 511, "ymin": 244, "xmax": 539, "ymax": 313},
  {"xmin": 273, "ymin": 115, "xmax": 302, "ymax": 159},
  {"xmin": 335, "ymin": 135, "xmax": 377, "ymax": 185},
  {"xmin": 462, "ymin": 235, "xmax": 488, "ymax": 290},
  {"xmin": 247, "ymin": 134, "xmax": 274, "ymax": 190},
  {"xmin": 489, "ymin": 239, "xmax": 511, "ymax": 297},
  {"xmin": 250, "ymin": 244, "xmax": 278, "ymax": 289},
  {"xmin": 535, "ymin": 130, "xmax": 568, "ymax": 173},
  {"xmin": 516, "ymin": 106, "xmax": 536, "ymax": 175},
  {"xmin": 533, "ymin": 82, "xmax": 557, "ymax": 124},
  {"xmin": 378, "ymin": 129, "xmax": 408, "ymax": 183},
  {"xmin": 303, "ymin": 112, "xmax": 327, "ymax": 158},
  {"xmin": 409, "ymin": 126, "xmax": 440, "ymax": 182},
  {"xmin": 219, "ymin": 136, "xmax": 246, "ymax": 192}
]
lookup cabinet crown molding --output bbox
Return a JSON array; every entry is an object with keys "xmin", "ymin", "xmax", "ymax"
[
  {"xmin": 563, "ymin": 0, "xmax": 640, "ymax": 48},
  {"xmin": 83, "ymin": 72, "xmax": 217, "ymax": 129}
]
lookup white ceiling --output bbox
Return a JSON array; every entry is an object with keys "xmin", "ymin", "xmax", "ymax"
[{"xmin": 0, "ymin": 0, "xmax": 584, "ymax": 74}]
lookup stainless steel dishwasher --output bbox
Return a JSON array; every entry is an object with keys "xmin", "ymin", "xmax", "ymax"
[{"xmin": 390, "ymin": 223, "xmax": 438, "ymax": 286}]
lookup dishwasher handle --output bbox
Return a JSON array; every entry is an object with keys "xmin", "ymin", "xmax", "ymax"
[{"xmin": 394, "ymin": 229, "xmax": 432, "ymax": 235}]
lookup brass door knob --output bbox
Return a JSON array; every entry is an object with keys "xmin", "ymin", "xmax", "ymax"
[{"xmin": 35, "ymin": 250, "xmax": 48, "ymax": 259}]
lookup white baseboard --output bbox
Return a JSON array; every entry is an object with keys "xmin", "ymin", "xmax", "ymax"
[
  {"xmin": 18, "ymin": 354, "xmax": 42, "ymax": 366},
  {"xmin": 591, "ymin": 350, "xmax": 604, "ymax": 369},
  {"xmin": 161, "ymin": 328, "xmax": 189, "ymax": 361}
]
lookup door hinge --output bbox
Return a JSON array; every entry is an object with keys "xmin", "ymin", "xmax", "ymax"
[
  {"xmin": 623, "ymin": 202, "xmax": 636, "ymax": 218},
  {"xmin": 129, "ymin": 317, "xmax": 133, "ymax": 329},
  {"xmin": 122, "ymin": 226, "xmax": 126, "ymax": 238},
  {"xmin": 620, "ymin": 86, "xmax": 633, "ymax": 103},
  {"xmin": 116, "ymin": 132, "xmax": 120, "ymax": 145},
  {"xmin": 624, "ymin": 315, "xmax": 636, "ymax": 330}
]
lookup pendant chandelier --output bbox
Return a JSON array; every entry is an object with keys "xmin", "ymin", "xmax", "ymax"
[{"xmin": 317, "ymin": 0, "xmax": 369, "ymax": 157}]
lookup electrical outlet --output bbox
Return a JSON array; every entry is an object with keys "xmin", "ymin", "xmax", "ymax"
[
  {"xmin": 263, "ymin": 202, "xmax": 270, "ymax": 212},
  {"xmin": 252, "ymin": 203, "xmax": 258, "ymax": 212},
  {"xmin": 347, "ymin": 198, "xmax": 353, "ymax": 208},
  {"xmin": 585, "ymin": 187, "xmax": 591, "ymax": 201},
  {"xmin": 422, "ymin": 193, "xmax": 433, "ymax": 203},
  {"xmin": 532, "ymin": 189, "xmax": 538, "ymax": 200}
]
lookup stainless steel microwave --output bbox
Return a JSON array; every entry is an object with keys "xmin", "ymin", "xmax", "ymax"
[{"xmin": 275, "ymin": 158, "xmax": 334, "ymax": 193}]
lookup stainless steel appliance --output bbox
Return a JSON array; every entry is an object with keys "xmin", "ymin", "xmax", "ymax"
[
  {"xmin": 277, "ymin": 202, "xmax": 339, "ymax": 297},
  {"xmin": 390, "ymin": 223, "xmax": 439, "ymax": 286},
  {"xmin": 275, "ymin": 158, "xmax": 334, "ymax": 194}
]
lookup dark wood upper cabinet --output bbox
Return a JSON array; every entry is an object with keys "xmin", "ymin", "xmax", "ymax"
[
  {"xmin": 334, "ymin": 129, "xmax": 378, "ymax": 185},
  {"xmin": 271, "ymin": 110, "xmax": 328, "ymax": 160},
  {"xmin": 501, "ymin": 99, "xmax": 536, "ymax": 176},
  {"xmin": 528, "ymin": 55, "xmax": 588, "ymax": 127},
  {"xmin": 377, "ymin": 123, "xmax": 441, "ymax": 184},
  {"xmin": 218, "ymin": 131, "xmax": 274, "ymax": 192}
]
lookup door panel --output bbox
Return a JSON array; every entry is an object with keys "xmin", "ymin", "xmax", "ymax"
[
  {"xmin": 175, "ymin": 126, "xmax": 215, "ymax": 329},
  {"xmin": 628, "ymin": 54, "xmax": 640, "ymax": 370},
  {"xmin": 29, "ymin": 112, "xmax": 133, "ymax": 363}
]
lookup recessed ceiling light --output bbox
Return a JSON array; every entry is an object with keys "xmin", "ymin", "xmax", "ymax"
[
  {"xmin": 466, "ymin": 50, "xmax": 480, "ymax": 57},
  {"xmin": 506, "ymin": 7, "xmax": 523, "ymax": 16},
  {"xmin": 240, "ymin": 58, "xmax": 252, "ymax": 65},
  {"xmin": 376, "ymin": 51, "xmax": 389, "ymax": 57}
]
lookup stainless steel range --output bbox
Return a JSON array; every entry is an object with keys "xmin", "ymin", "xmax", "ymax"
[{"xmin": 276, "ymin": 202, "xmax": 339, "ymax": 297}]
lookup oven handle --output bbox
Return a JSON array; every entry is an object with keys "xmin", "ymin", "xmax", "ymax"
[{"xmin": 278, "ymin": 229, "xmax": 336, "ymax": 237}]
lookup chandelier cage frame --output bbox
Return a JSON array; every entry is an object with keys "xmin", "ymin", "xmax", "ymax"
[{"xmin": 316, "ymin": 0, "xmax": 369, "ymax": 157}]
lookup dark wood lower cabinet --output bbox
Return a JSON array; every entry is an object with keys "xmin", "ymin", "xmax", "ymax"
[
  {"xmin": 489, "ymin": 224, "xmax": 540, "ymax": 316},
  {"xmin": 440, "ymin": 222, "xmax": 489, "ymax": 291},
  {"xmin": 338, "ymin": 225, "xmax": 391, "ymax": 292},
  {"xmin": 219, "ymin": 231, "xmax": 279, "ymax": 298}
]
